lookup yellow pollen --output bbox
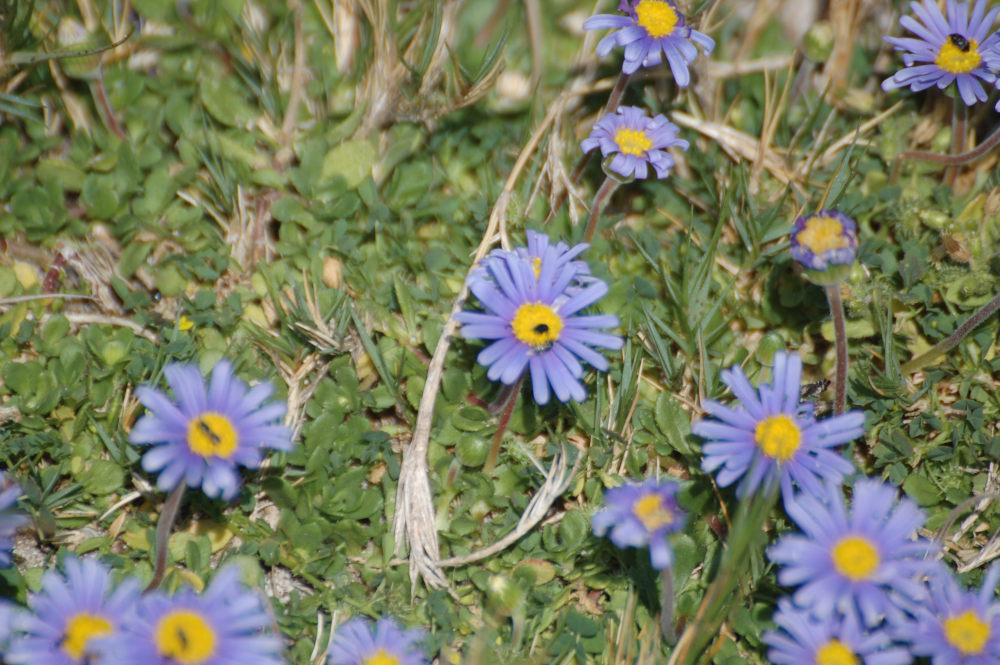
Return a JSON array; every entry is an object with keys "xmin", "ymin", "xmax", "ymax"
[
  {"xmin": 187, "ymin": 413, "xmax": 238, "ymax": 459},
  {"xmin": 511, "ymin": 302, "xmax": 563, "ymax": 348},
  {"xmin": 364, "ymin": 649, "xmax": 402, "ymax": 665},
  {"xmin": 815, "ymin": 639, "xmax": 859, "ymax": 665},
  {"xmin": 796, "ymin": 215, "xmax": 851, "ymax": 256},
  {"xmin": 532, "ymin": 257, "xmax": 542, "ymax": 280},
  {"xmin": 154, "ymin": 610, "xmax": 217, "ymax": 665},
  {"xmin": 633, "ymin": 493, "xmax": 675, "ymax": 530},
  {"xmin": 831, "ymin": 536, "xmax": 880, "ymax": 581},
  {"xmin": 62, "ymin": 613, "xmax": 113, "ymax": 660},
  {"xmin": 936, "ymin": 37, "xmax": 981, "ymax": 74},
  {"xmin": 754, "ymin": 415, "xmax": 801, "ymax": 461},
  {"xmin": 635, "ymin": 0, "xmax": 679, "ymax": 38},
  {"xmin": 944, "ymin": 610, "xmax": 990, "ymax": 655},
  {"xmin": 613, "ymin": 127, "xmax": 653, "ymax": 156}
]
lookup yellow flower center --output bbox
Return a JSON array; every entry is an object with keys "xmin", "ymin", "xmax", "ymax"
[
  {"xmin": 943, "ymin": 610, "xmax": 990, "ymax": 655},
  {"xmin": 635, "ymin": 0, "xmax": 679, "ymax": 38},
  {"xmin": 187, "ymin": 413, "xmax": 238, "ymax": 458},
  {"xmin": 796, "ymin": 215, "xmax": 851, "ymax": 256},
  {"xmin": 364, "ymin": 649, "xmax": 401, "ymax": 665},
  {"xmin": 511, "ymin": 302, "xmax": 563, "ymax": 348},
  {"xmin": 633, "ymin": 493, "xmax": 675, "ymax": 531},
  {"xmin": 62, "ymin": 613, "xmax": 113, "ymax": 660},
  {"xmin": 936, "ymin": 34, "xmax": 981, "ymax": 74},
  {"xmin": 831, "ymin": 535, "xmax": 880, "ymax": 581},
  {"xmin": 154, "ymin": 610, "xmax": 217, "ymax": 665},
  {"xmin": 754, "ymin": 414, "xmax": 801, "ymax": 461},
  {"xmin": 613, "ymin": 127, "xmax": 653, "ymax": 156},
  {"xmin": 815, "ymin": 639, "xmax": 859, "ymax": 665}
]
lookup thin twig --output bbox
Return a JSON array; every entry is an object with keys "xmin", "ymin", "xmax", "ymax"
[{"xmin": 890, "ymin": 120, "xmax": 1000, "ymax": 183}]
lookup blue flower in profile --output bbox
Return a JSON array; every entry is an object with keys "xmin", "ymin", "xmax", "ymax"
[
  {"xmin": 580, "ymin": 106, "xmax": 689, "ymax": 180},
  {"xmin": 583, "ymin": 0, "xmax": 715, "ymax": 83},
  {"xmin": 882, "ymin": 0, "xmax": 1000, "ymax": 109},
  {"xmin": 100, "ymin": 566, "xmax": 283, "ymax": 665},
  {"xmin": 474, "ymin": 231, "xmax": 592, "ymax": 293},
  {"xmin": 905, "ymin": 564, "xmax": 1000, "ymax": 665},
  {"xmin": 789, "ymin": 210, "xmax": 859, "ymax": 285},
  {"xmin": 591, "ymin": 477, "xmax": 686, "ymax": 570},
  {"xmin": 765, "ymin": 598, "xmax": 912, "ymax": 665},
  {"xmin": 455, "ymin": 245, "xmax": 623, "ymax": 405},
  {"xmin": 6, "ymin": 557, "xmax": 140, "ymax": 665},
  {"xmin": 0, "ymin": 470, "xmax": 27, "ymax": 567},
  {"xmin": 768, "ymin": 480, "xmax": 935, "ymax": 628},
  {"xmin": 131, "ymin": 359, "xmax": 295, "ymax": 500},
  {"xmin": 327, "ymin": 617, "xmax": 428, "ymax": 665},
  {"xmin": 693, "ymin": 351, "xmax": 862, "ymax": 501}
]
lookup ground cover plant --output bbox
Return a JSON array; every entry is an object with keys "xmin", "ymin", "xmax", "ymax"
[{"xmin": 2, "ymin": 0, "xmax": 1000, "ymax": 663}]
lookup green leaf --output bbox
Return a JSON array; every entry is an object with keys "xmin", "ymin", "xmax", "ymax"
[{"xmin": 321, "ymin": 140, "xmax": 375, "ymax": 190}]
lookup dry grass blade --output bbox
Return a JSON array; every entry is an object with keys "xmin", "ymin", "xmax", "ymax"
[{"xmin": 438, "ymin": 447, "xmax": 579, "ymax": 567}]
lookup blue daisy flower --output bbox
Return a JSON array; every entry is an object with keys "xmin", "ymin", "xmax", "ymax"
[
  {"xmin": 591, "ymin": 477, "xmax": 686, "ymax": 570},
  {"xmin": 765, "ymin": 598, "xmax": 912, "ymax": 665},
  {"xmin": 789, "ymin": 210, "xmax": 859, "ymax": 285},
  {"xmin": 768, "ymin": 479, "xmax": 935, "ymax": 628},
  {"xmin": 583, "ymin": 0, "xmax": 715, "ymax": 83},
  {"xmin": 905, "ymin": 564, "xmax": 1000, "ymax": 665},
  {"xmin": 882, "ymin": 0, "xmax": 1000, "ymax": 108},
  {"xmin": 131, "ymin": 359, "xmax": 295, "ymax": 500},
  {"xmin": 580, "ymin": 106, "xmax": 689, "ymax": 180},
  {"xmin": 6, "ymin": 557, "xmax": 141, "ymax": 665},
  {"xmin": 0, "ymin": 601, "xmax": 22, "ymax": 655},
  {"xmin": 692, "ymin": 351, "xmax": 862, "ymax": 501},
  {"xmin": 327, "ymin": 617, "xmax": 428, "ymax": 665},
  {"xmin": 455, "ymin": 247, "xmax": 623, "ymax": 405},
  {"xmin": 100, "ymin": 566, "xmax": 283, "ymax": 665},
  {"xmin": 473, "ymin": 231, "xmax": 592, "ymax": 292},
  {"xmin": 0, "ymin": 470, "xmax": 27, "ymax": 567}
]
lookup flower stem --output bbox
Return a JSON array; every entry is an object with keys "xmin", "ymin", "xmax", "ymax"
[
  {"xmin": 944, "ymin": 98, "xmax": 966, "ymax": 187},
  {"xmin": 890, "ymin": 121, "xmax": 1000, "ymax": 183},
  {"xmin": 483, "ymin": 375, "xmax": 523, "ymax": 474},
  {"xmin": 548, "ymin": 73, "xmax": 632, "ymax": 222},
  {"xmin": 583, "ymin": 176, "xmax": 620, "ymax": 243},
  {"xmin": 666, "ymin": 485, "xmax": 778, "ymax": 665},
  {"xmin": 659, "ymin": 566, "xmax": 676, "ymax": 644},
  {"xmin": 901, "ymin": 290, "xmax": 1000, "ymax": 374},
  {"xmin": 144, "ymin": 482, "xmax": 186, "ymax": 594},
  {"xmin": 825, "ymin": 285, "xmax": 849, "ymax": 415}
]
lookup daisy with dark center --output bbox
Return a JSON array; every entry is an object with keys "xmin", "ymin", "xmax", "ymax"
[
  {"xmin": 327, "ymin": 617, "xmax": 428, "ymax": 665},
  {"xmin": 583, "ymin": 0, "xmax": 715, "ymax": 84},
  {"xmin": 6, "ymin": 557, "xmax": 140, "ymax": 665},
  {"xmin": 905, "ymin": 565, "xmax": 1000, "ymax": 665},
  {"xmin": 768, "ymin": 480, "xmax": 935, "ymax": 628},
  {"xmin": 591, "ymin": 477, "xmax": 686, "ymax": 570},
  {"xmin": 455, "ymin": 249, "xmax": 622, "ymax": 406},
  {"xmin": 101, "ymin": 567, "xmax": 283, "ymax": 665},
  {"xmin": 693, "ymin": 351, "xmax": 862, "ymax": 502},
  {"xmin": 0, "ymin": 470, "xmax": 26, "ymax": 568},
  {"xmin": 882, "ymin": 0, "xmax": 1000, "ymax": 108},
  {"xmin": 131, "ymin": 359, "xmax": 294, "ymax": 501}
]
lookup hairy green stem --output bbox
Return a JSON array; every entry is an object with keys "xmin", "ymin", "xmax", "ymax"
[
  {"xmin": 583, "ymin": 176, "xmax": 619, "ymax": 243},
  {"xmin": 944, "ymin": 99, "xmax": 966, "ymax": 187},
  {"xmin": 660, "ymin": 566, "xmax": 676, "ymax": 644},
  {"xmin": 483, "ymin": 375, "xmax": 523, "ymax": 474},
  {"xmin": 144, "ymin": 482, "xmax": 186, "ymax": 594},
  {"xmin": 890, "ymin": 120, "xmax": 1000, "ymax": 183},
  {"xmin": 826, "ymin": 285, "xmax": 848, "ymax": 415},
  {"xmin": 666, "ymin": 484, "xmax": 778, "ymax": 665},
  {"xmin": 901, "ymin": 290, "xmax": 1000, "ymax": 374}
]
